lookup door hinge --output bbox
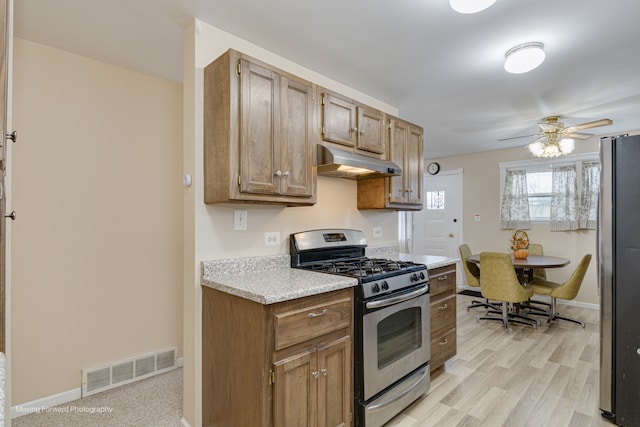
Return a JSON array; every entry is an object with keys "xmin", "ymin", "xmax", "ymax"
[
  {"xmin": 321, "ymin": 126, "xmax": 325, "ymax": 136},
  {"xmin": 236, "ymin": 63, "xmax": 241, "ymax": 75},
  {"xmin": 269, "ymin": 370, "xmax": 275, "ymax": 385},
  {"xmin": 321, "ymin": 94, "xmax": 325, "ymax": 105},
  {"xmin": 237, "ymin": 174, "xmax": 241, "ymax": 187}
]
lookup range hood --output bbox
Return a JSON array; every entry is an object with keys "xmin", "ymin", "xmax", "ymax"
[{"xmin": 316, "ymin": 145, "xmax": 402, "ymax": 180}]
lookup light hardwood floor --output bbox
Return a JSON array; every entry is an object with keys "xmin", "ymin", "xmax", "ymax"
[{"xmin": 387, "ymin": 294, "xmax": 611, "ymax": 427}]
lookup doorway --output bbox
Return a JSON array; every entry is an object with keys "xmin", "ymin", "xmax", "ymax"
[{"xmin": 411, "ymin": 169, "xmax": 463, "ymax": 281}]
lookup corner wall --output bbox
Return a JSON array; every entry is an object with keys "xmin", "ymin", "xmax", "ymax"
[{"xmin": 11, "ymin": 38, "xmax": 183, "ymax": 405}]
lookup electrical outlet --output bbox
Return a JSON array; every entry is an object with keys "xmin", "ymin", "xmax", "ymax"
[
  {"xmin": 234, "ymin": 209, "xmax": 247, "ymax": 230},
  {"xmin": 373, "ymin": 227, "xmax": 382, "ymax": 238},
  {"xmin": 264, "ymin": 232, "xmax": 280, "ymax": 247}
]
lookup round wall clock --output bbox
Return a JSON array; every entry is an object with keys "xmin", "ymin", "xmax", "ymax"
[{"xmin": 427, "ymin": 162, "xmax": 440, "ymax": 175}]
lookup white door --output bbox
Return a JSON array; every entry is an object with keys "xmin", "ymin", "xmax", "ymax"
[{"xmin": 412, "ymin": 170, "xmax": 463, "ymax": 280}]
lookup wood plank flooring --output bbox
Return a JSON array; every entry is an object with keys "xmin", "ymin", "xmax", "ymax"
[{"xmin": 386, "ymin": 294, "xmax": 611, "ymax": 427}]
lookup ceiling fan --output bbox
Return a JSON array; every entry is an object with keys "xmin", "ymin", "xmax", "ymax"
[{"xmin": 500, "ymin": 115, "xmax": 613, "ymax": 157}]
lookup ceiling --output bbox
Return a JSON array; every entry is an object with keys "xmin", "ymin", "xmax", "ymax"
[{"xmin": 13, "ymin": 0, "xmax": 640, "ymax": 158}]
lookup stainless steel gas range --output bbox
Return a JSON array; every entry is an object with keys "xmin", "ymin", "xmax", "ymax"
[{"xmin": 290, "ymin": 229, "xmax": 431, "ymax": 427}]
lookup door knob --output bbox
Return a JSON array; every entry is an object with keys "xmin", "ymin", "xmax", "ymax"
[
  {"xmin": 449, "ymin": 233, "xmax": 454, "ymax": 238},
  {"xmin": 4, "ymin": 211, "xmax": 16, "ymax": 221}
]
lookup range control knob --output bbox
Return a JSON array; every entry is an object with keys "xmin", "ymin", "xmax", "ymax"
[
  {"xmin": 411, "ymin": 273, "xmax": 419, "ymax": 282},
  {"xmin": 419, "ymin": 272, "xmax": 426, "ymax": 280},
  {"xmin": 381, "ymin": 281, "xmax": 389, "ymax": 291},
  {"xmin": 371, "ymin": 283, "xmax": 380, "ymax": 293}
]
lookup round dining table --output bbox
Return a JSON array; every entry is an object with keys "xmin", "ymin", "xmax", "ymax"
[{"xmin": 467, "ymin": 253, "xmax": 570, "ymax": 284}]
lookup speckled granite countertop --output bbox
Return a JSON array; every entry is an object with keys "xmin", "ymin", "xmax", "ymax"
[
  {"xmin": 398, "ymin": 253, "xmax": 459, "ymax": 269},
  {"xmin": 201, "ymin": 255, "xmax": 357, "ymax": 305}
]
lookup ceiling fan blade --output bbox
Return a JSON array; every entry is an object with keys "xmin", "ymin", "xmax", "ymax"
[
  {"xmin": 564, "ymin": 132, "xmax": 593, "ymax": 140},
  {"xmin": 498, "ymin": 133, "xmax": 540, "ymax": 142},
  {"xmin": 567, "ymin": 119, "xmax": 613, "ymax": 132}
]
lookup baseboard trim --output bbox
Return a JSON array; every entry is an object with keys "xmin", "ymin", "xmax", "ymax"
[{"xmin": 11, "ymin": 387, "xmax": 82, "ymax": 419}]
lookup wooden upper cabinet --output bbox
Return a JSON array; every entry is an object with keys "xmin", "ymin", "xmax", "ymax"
[
  {"xmin": 204, "ymin": 49, "xmax": 316, "ymax": 206},
  {"xmin": 321, "ymin": 90, "xmax": 386, "ymax": 159},
  {"xmin": 357, "ymin": 116, "xmax": 424, "ymax": 211}
]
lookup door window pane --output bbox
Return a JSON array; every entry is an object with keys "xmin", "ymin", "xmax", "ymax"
[{"xmin": 426, "ymin": 190, "xmax": 445, "ymax": 210}]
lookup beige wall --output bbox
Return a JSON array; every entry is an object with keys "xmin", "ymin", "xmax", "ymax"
[
  {"xmin": 429, "ymin": 138, "xmax": 605, "ymax": 305},
  {"xmin": 11, "ymin": 39, "xmax": 183, "ymax": 404},
  {"xmin": 182, "ymin": 20, "xmax": 402, "ymax": 426}
]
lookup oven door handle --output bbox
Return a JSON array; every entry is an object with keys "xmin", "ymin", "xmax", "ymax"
[
  {"xmin": 366, "ymin": 366, "xmax": 429, "ymax": 410},
  {"xmin": 365, "ymin": 285, "xmax": 428, "ymax": 310}
]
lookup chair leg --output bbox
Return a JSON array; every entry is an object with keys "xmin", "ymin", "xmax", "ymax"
[
  {"xmin": 477, "ymin": 302, "xmax": 537, "ymax": 333},
  {"xmin": 467, "ymin": 298, "xmax": 500, "ymax": 312},
  {"xmin": 548, "ymin": 298, "xmax": 586, "ymax": 328}
]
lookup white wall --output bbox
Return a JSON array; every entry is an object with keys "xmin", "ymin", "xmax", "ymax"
[{"xmin": 11, "ymin": 38, "xmax": 183, "ymax": 405}]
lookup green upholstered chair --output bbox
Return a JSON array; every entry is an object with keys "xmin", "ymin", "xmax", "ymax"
[
  {"xmin": 459, "ymin": 244, "xmax": 498, "ymax": 311},
  {"xmin": 477, "ymin": 252, "xmax": 538, "ymax": 333},
  {"xmin": 528, "ymin": 243, "xmax": 546, "ymax": 280},
  {"xmin": 529, "ymin": 254, "xmax": 592, "ymax": 328}
]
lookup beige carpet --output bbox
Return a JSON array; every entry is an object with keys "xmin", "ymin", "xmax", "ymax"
[{"xmin": 12, "ymin": 367, "xmax": 182, "ymax": 427}]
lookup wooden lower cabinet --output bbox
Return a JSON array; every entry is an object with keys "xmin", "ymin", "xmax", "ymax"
[
  {"xmin": 428, "ymin": 264, "xmax": 457, "ymax": 373},
  {"xmin": 202, "ymin": 286, "xmax": 353, "ymax": 427},
  {"xmin": 274, "ymin": 336, "xmax": 351, "ymax": 427}
]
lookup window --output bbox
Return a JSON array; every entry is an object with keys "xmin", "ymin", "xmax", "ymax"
[
  {"xmin": 499, "ymin": 153, "xmax": 600, "ymax": 230},
  {"xmin": 425, "ymin": 190, "xmax": 445, "ymax": 210},
  {"xmin": 526, "ymin": 171, "xmax": 552, "ymax": 221}
]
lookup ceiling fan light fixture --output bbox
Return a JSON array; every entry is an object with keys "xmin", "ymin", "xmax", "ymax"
[
  {"xmin": 449, "ymin": 0, "xmax": 497, "ymax": 14},
  {"xmin": 504, "ymin": 42, "xmax": 545, "ymax": 74},
  {"xmin": 528, "ymin": 137, "xmax": 575, "ymax": 158}
]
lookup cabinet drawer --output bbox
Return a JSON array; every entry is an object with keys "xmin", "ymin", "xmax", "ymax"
[
  {"xmin": 430, "ymin": 294, "xmax": 456, "ymax": 338},
  {"xmin": 428, "ymin": 266, "xmax": 456, "ymax": 296},
  {"xmin": 430, "ymin": 328, "xmax": 457, "ymax": 371},
  {"xmin": 275, "ymin": 297, "xmax": 351, "ymax": 350}
]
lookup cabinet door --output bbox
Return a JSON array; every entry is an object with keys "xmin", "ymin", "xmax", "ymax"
[
  {"xmin": 274, "ymin": 348, "xmax": 318, "ymax": 427},
  {"xmin": 280, "ymin": 76, "xmax": 314, "ymax": 197},
  {"xmin": 317, "ymin": 336, "xmax": 351, "ymax": 427},
  {"xmin": 406, "ymin": 125, "xmax": 423, "ymax": 206},
  {"xmin": 322, "ymin": 92, "xmax": 357, "ymax": 147},
  {"xmin": 388, "ymin": 118, "xmax": 409, "ymax": 204},
  {"xmin": 357, "ymin": 106, "xmax": 385, "ymax": 155},
  {"xmin": 239, "ymin": 58, "xmax": 281, "ymax": 195}
]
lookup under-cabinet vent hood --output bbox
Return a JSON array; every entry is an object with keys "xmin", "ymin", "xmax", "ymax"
[{"xmin": 316, "ymin": 145, "xmax": 402, "ymax": 180}]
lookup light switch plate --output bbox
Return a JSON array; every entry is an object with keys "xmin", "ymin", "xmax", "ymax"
[
  {"xmin": 234, "ymin": 209, "xmax": 247, "ymax": 230},
  {"xmin": 373, "ymin": 227, "xmax": 382, "ymax": 238},
  {"xmin": 264, "ymin": 232, "xmax": 280, "ymax": 246}
]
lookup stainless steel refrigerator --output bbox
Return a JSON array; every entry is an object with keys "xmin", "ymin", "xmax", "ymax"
[{"xmin": 599, "ymin": 134, "xmax": 640, "ymax": 426}]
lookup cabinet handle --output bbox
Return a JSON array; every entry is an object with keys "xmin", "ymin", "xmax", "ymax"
[
  {"xmin": 283, "ymin": 171, "xmax": 290, "ymax": 178},
  {"xmin": 307, "ymin": 309, "xmax": 328, "ymax": 318},
  {"xmin": 274, "ymin": 170, "xmax": 282, "ymax": 177},
  {"xmin": 439, "ymin": 338, "xmax": 448, "ymax": 346},
  {"xmin": 438, "ymin": 275, "xmax": 448, "ymax": 281},
  {"xmin": 321, "ymin": 368, "xmax": 328, "ymax": 376},
  {"xmin": 359, "ymin": 130, "xmax": 365, "ymax": 136},
  {"xmin": 312, "ymin": 371, "xmax": 319, "ymax": 379},
  {"xmin": 350, "ymin": 127, "xmax": 358, "ymax": 133},
  {"xmin": 438, "ymin": 304, "xmax": 448, "ymax": 310}
]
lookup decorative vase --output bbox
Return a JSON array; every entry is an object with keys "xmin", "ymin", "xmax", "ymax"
[{"xmin": 513, "ymin": 249, "xmax": 529, "ymax": 259}]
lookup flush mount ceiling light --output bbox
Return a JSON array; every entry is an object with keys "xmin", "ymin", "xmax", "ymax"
[
  {"xmin": 449, "ymin": 0, "xmax": 497, "ymax": 14},
  {"xmin": 504, "ymin": 42, "xmax": 545, "ymax": 74}
]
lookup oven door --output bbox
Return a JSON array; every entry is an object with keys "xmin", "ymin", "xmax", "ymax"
[{"xmin": 362, "ymin": 284, "xmax": 430, "ymax": 400}]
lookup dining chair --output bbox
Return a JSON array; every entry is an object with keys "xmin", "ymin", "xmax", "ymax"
[
  {"xmin": 528, "ymin": 243, "xmax": 546, "ymax": 280},
  {"xmin": 529, "ymin": 254, "xmax": 592, "ymax": 328},
  {"xmin": 477, "ymin": 252, "xmax": 538, "ymax": 333},
  {"xmin": 459, "ymin": 244, "xmax": 498, "ymax": 311}
]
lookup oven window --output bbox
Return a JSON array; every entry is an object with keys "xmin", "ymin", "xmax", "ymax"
[{"xmin": 377, "ymin": 307, "xmax": 422, "ymax": 369}]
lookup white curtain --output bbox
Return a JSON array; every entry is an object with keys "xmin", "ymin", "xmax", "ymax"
[
  {"xmin": 500, "ymin": 170, "xmax": 530, "ymax": 229},
  {"xmin": 579, "ymin": 161, "xmax": 600, "ymax": 229},
  {"xmin": 550, "ymin": 166, "xmax": 578, "ymax": 231}
]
